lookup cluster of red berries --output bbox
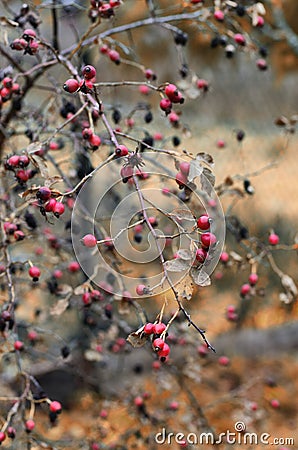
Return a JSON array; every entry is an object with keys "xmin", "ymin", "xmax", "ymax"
[
  {"xmin": 0, "ymin": 76, "xmax": 21, "ymax": 104},
  {"xmin": 175, "ymin": 160, "xmax": 190, "ymax": 189},
  {"xmin": 160, "ymin": 84, "xmax": 185, "ymax": 120},
  {"xmin": 10, "ymin": 28, "xmax": 39, "ymax": 55},
  {"xmin": 88, "ymin": 0, "xmax": 122, "ymax": 22},
  {"xmin": 143, "ymin": 322, "xmax": 170, "ymax": 361},
  {"xmin": 3, "ymin": 221, "xmax": 25, "ymax": 242},
  {"xmin": 4, "ymin": 153, "xmax": 36, "ymax": 183},
  {"xmin": 63, "ymin": 64, "xmax": 97, "ymax": 94},
  {"xmin": 82, "ymin": 127, "xmax": 101, "ymax": 149},
  {"xmin": 36, "ymin": 186, "xmax": 65, "ymax": 218},
  {"xmin": 100, "ymin": 44, "xmax": 121, "ymax": 65},
  {"xmin": 82, "ymin": 289, "xmax": 104, "ymax": 306}
]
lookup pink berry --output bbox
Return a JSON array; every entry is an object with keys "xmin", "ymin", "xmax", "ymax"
[
  {"xmin": 217, "ymin": 139, "xmax": 225, "ymax": 148},
  {"xmin": 115, "ymin": 144, "xmax": 129, "ymax": 157},
  {"xmin": 195, "ymin": 248, "xmax": 207, "ymax": 263},
  {"xmin": 89, "ymin": 134, "xmax": 101, "ymax": 148},
  {"xmin": 14, "ymin": 340, "xmax": 24, "ymax": 351},
  {"xmin": 220, "ymin": 251, "xmax": 229, "ymax": 262},
  {"xmin": 169, "ymin": 401, "xmax": 179, "ymax": 410},
  {"xmin": 120, "ymin": 165, "xmax": 133, "ymax": 182},
  {"xmin": 144, "ymin": 323, "xmax": 155, "ymax": 334},
  {"xmin": 28, "ymin": 330, "xmax": 38, "ymax": 341},
  {"xmin": 25, "ymin": 419, "xmax": 35, "ymax": 432},
  {"xmin": 153, "ymin": 338, "xmax": 165, "ymax": 350},
  {"xmin": 201, "ymin": 232, "xmax": 216, "ymax": 248},
  {"xmin": 136, "ymin": 284, "xmax": 146, "ymax": 295},
  {"xmin": 165, "ymin": 84, "xmax": 184, "ymax": 104},
  {"xmin": 153, "ymin": 322, "xmax": 166, "ymax": 335},
  {"xmin": 175, "ymin": 171, "xmax": 187, "ymax": 188},
  {"xmin": 269, "ymin": 233, "xmax": 279, "ymax": 245},
  {"xmin": 53, "ymin": 202, "xmax": 65, "ymax": 217},
  {"xmin": 197, "ymin": 215, "xmax": 210, "ymax": 230},
  {"xmin": 250, "ymin": 401, "xmax": 258, "ymax": 411},
  {"xmin": 218, "ymin": 355, "xmax": 230, "ymax": 366},
  {"xmin": 240, "ymin": 283, "xmax": 251, "ymax": 296},
  {"xmin": 134, "ymin": 396, "xmax": 144, "ymax": 407},
  {"xmin": 68, "ymin": 261, "xmax": 80, "ymax": 272},
  {"xmin": 249, "ymin": 273, "xmax": 258, "ymax": 285},
  {"xmin": 0, "ymin": 432, "xmax": 6, "ymax": 443},
  {"xmin": 256, "ymin": 58, "xmax": 268, "ymax": 71},
  {"xmin": 82, "ymin": 65, "xmax": 96, "ymax": 80},
  {"xmin": 270, "ymin": 399, "xmax": 280, "ymax": 409},
  {"xmin": 160, "ymin": 98, "xmax": 172, "ymax": 114},
  {"xmin": 45, "ymin": 198, "xmax": 57, "ymax": 212},
  {"xmin": 82, "ymin": 234, "xmax": 97, "ymax": 248},
  {"xmin": 139, "ymin": 84, "xmax": 150, "ymax": 95},
  {"xmin": 234, "ymin": 33, "xmax": 246, "ymax": 46},
  {"xmin": 63, "ymin": 79, "xmax": 80, "ymax": 93},
  {"xmin": 196, "ymin": 79, "xmax": 209, "ymax": 91},
  {"xmin": 50, "ymin": 401, "xmax": 62, "ymax": 413},
  {"xmin": 108, "ymin": 49, "xmax": 120, "ymax": 64},
  {"xmin": 179, "ymin": 161, "xmax": 190, "ymax": 176},
  {"xmin": 23, "ymin": 28, "xmax": 36, "ymax": 40},
  {"xmin": 197, "ymin": 344, "xmax": 208, "ymax": 356},
  {"xmin": 29, "ymin": 266, "xmax": 41, "ymax": 280},
  {"xmin": 7, "ymin": 155, "xmax": 20, "ymax": 167},
  {"xmin": 256, "ymin": 16, "xmax": 264, "ymax": 27},
  {"xmin": 214, "ymin": 10, "xmax": 224, "ymax": 21},
  {"xmin": 158, "ymin": 342, "xmax": 170, "ymax": 358}
]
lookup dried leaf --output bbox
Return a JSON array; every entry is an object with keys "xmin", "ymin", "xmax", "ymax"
[
  {"xmin": 127, "ymin": 330, "xmax": 148, "ymax": 348},
  {"xmin": 188, "ymin": 159, "xmax": 203, "ymax": 182},
  {"xmin": 73, "ymin": 285, "xmax": 86, "ymax": 295},
  {"xmin": 196, "ymin": 152, "xmax": 214, "ymax": 167},
  {"xmin": 164, "ymin": 258, "xmax": 191, "ymax": 272},
  {"xmin": 191, "ymin": 269, "xmax": 211, "ymax": 286},
  {"xmin": 30, "ymin": 154, "xmax": 49, "ymax": 179},
  {"xmin": 279, "ymin": 292, "xmax": 292, "ymax": 304},
  {"xmin": 118, "ymin": 299, "xmax": 130, "ymax": 315},
  {"xmin": 175, "ymin": 274, "xmax": 194, "ymax": 301},
  {"xmin": 57, "ymin": 284, "xmax": 73, "ymax": 297},
  {"xmin": 275, "ymin": 116, "xmax": 288, "ymax": 126},
  {"xmin": 175, "ymin": 249, "xmax": 193, "ymax": 260},
  {"xmin": 50, "ymin": 298, "xmax": 69, "ymax": 316},
  {"xmin": 44, "ymin": 176, "xmax": 63, "ymax": 187},
  {"xmin": 200, "ymin": 168, "xmax": 215, "ymax": 197},
  {"xmin": 281, "ymin": 274, "xmax": 297, "ymax": 297},
  {"xmin": 170, "ymin": 208, "xmax": 195, "ymax": 222}
]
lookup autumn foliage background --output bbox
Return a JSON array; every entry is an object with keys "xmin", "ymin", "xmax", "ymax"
[{"xmin": 0, "ymin": 0, "xmax": 298, "ymax": 449}]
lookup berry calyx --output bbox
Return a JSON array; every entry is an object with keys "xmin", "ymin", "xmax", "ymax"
[{"xmin": 82, "ymin": 234, "xmax": 97, "ymax": 248}]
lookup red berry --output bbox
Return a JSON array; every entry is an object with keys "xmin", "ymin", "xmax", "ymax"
[
  {"xmin": 139, "ymin": 84, "xmax": 150, "ymax": 95},
  {"xmin": 249, "ymin": 273, "xmax": 258, "ymax": 285},
  {"xmin": 270, "ymin": 399, "xmax": 280, "ymax": 409},
  {"xmin": 3, "ymin": 77, "xmax": 13, "ymax": 88},
  {"xmin": 197, "ymin": 215, "xmax": 210, "ymax": 230},
  {"xmin": 28, "ymin": 330, "xmax": 38, "ymax": 341},
  {"xmin": 168, "ymin": 111, "xmax": 180, "ymax": 125},
  {"xmin": 14, "ymin": 230, "xmax": 25, "ymax": 241},
  {"xmin": 179, "ymin": 161, "xmax": 190, "ymax": 176},
  {"xmin": 7, "ymin": 155, "xmax": 20, "ymax": 167},
  {"xmin": 29, "ymin": 266, "xmax": 41, "ymax": 280},
  {"xmin": 256, "ymin": 58, "xmax": 268, "ymax": 71},
  {"xmin": 11, "ymin": 38, "xmax": 27, "ymax": 50},
  {"xmin": 16, "ymin": 169, "xmax": 29, "ymax": 182},
  {"xmin": 82, "ymin": 65, "xmax": 97, "ymax": 80},
  {"xmin": 165, "ymin": 84, "xmax": 184, "ymax": 104},
  {"xmin": 153, "ymin": 338, "xmax": 165, "ymax": 350},
  {"xmin": 108, "ymin": 49, "xmax": 120, "ymax": 64},
  {"xmin": 82, "ymin": 128, "xmax": 93, "ymax": 140},
  {"xmin": 169, "ymin": 401, "xmax": 179, "ymax": 410},
  {"xmin": 201, "ymin": 232, "xmax": 216, "ymax": 248},
  {"xmin": 240, "ymin": 283, "xmax": 251, "ymax": 296},
  {"xmin": 115, "ymin": 144, "xmax": 129, "ymax": 157},
  {"xmin": 82, "ymin": 292, "xmax": 92, "ymax": 305},
  {"xmin": 250, "ymin": 401, "xmax": 258, "ymax": 411},
  {"xmin": 144, "ymin": 68, "xmax": 156, "ymax": 80},
  {"xmin": 218, "ymin": 355, "xmax": 230, "ymax": 366},
  {"xmin": 195, "ymin": 248, "xmax": 207, "ymax": 263},
  {"xmin": 153, "ymin": 322, "xmax": 166, "ymax": 334},
  {"xmin": 53, "ymin": 269, "xmax": 63, "ymax": 279},
  {"xmin": 23, "ymin": 28, "xmax": 36, "ymax": 40},
  {"xmin": 134, "ymin": 396, "xmax": 144, "ymax": 407},
  {"xmin": 144, "ymin": 323, "xmax": 155, "ymax": 334},
  {"xmin": 152, "ymin": 360, "xmax": 161, "ymax": 370},
  {"xmin": 175, "ymin": 171, "xmax": 187, "ymax": 188},
  {"xmin": 45, "ymin": 198, "xmax": 57, "ymax": 212},
  {"xmin": 53, "ymin": 202, "xmax": 65, "ymax": 217},
  {"xmin": 68, "ymin": 261, "xmax": 80, "ymax": 272},
  {"xmin": 99, "ymin": 4, "xmax": 114, "ymax": 18},
  {"xmin": 214, "ymin": 10, "xmax": 224, "ymax": 21},
  {"xmin": 158, "ymin": 342, "xmax": 170, "ymax": 358},
  {"xmin": 136, "ymin": 284, "xmax": 146, "ymax": 295},
  {"xmin": 256, "ymin": 16, "xmax": 264, "ymax": 27},
  {"xmin": 269, "ymin": 233, "xmax": 279, "ymax": 245},
  {"xmin": 197, "ymin": 344, "xmax": 208, "ymax": 356},
  {"xmin": 12, "ymin": 83, "xmax": 21, "ymax": 94},
  {"xmin": 89, "ymin": 134, "xmax": 101, "ymax": 148},
  {"xmin": 234, "ymin": 33, "xmax": 246, "ymax": 46},
  {"xmin": 49, "ymin": 141, "xmax": 59, "ymax": 150},
  {"xmin": 82, "ymin": 234, "xmax": 97, "ymax": 248},
  {"xmin": 50, "ymin": 401, "xmax": 62, "ymax": 413},
  {"xmin": 0, "ymin": 432, "xmax": 6, "ymax": 443},
  {"xmin": 63, "ymin": 79, "xmax": 80, "ymax": 93},
  {"xmin": 37, "ymin": 186, "xmax": 51, "ymax": 202},
  {"xmin": 120, "ymin": 165, "xmax": 133, "ymax": 182},
  {"xmin": 220, "ymin": 251, "xmax": 229, "ymax": 262},
  {"xmin": 14, "ymin": 340, "xmax": 24, "ymax": 351},
  {"xmin": 160, "ymin": 98, "xmax": 172, "ymax": 114},
  {"xmin": 196, "ymin": 79, "xmax": 209, "ymax": 91},
  {"xmin": 25, "ymin": 419, "xmax": 35, "ymax": 432},
  {"xmin": 217, "ymin": 139, "xmax": 225, "ymax": 148},
  {"xmin": 7, "ymin": 427, "xmax": 16, "ymax": 439},
  {"xmin": 19, "ymin": 155, "xmax": 30, "ymax": 167},
  {"xmin": 28, "ymin": 41, "xmax": 39, "ymax": 54}
]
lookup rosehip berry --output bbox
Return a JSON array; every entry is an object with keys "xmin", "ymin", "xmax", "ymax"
[
  {"xmin": 82, "ymin": 292, "xmax": 92, "ymax": 305},
  {"xmin": 153, "ymin": 338, "xmax": 165, "ymax": 351},
  {"xmin": 19, "ymin": 155, "xmax": 30, "ymax": 167},
  {"xmin": 37, "ymin": 186, "xmax": 51, "ymax": 202},
  {"xmin": 29, "ymin": 266, "xmax": 41, "ymax": 281},
  {"xmin": 153, "ymin": 322, "xmax": 166, "ymax": 334},
  {"xmin": 256, "ymin": 58, "xmax": 268, "ymax": 71},
  {"xmin": 158, "ymin": 342, "xmax": 170, "ymax": 358},
  {"xmin": 82, "ymin": 234, "xmax": 97, "ymax": 248},
  {"xmin": 165, "ymin": 84, "xmax": 184, "ymax": 104},
  {"xmin": 214, "ymin": 10, "xmax": 224, "ymax": 21},
  {"xmin": 175, "ymin": 171, "xmax": 187, "ymax": 188},
  {"xmin": 7, "ymin": 427, "xmax": 16, "ymax": 439},
  {"xmin": 179, "ymin": 161, "xmax": 190, "ymax": 176},
  {"xmin": 234, "ymin": 33, "xmax": 246, "ymax": 46},
  {"xmin": 50, "ymin": 401, "xmax": 62, "ymax": 413},
  {"xmin": 115, "ymin": 144, "xmax": 129, "ymax": 157},
  {"xmin": 220, "ymin": 251, "xmax": 229, "ymax": 262},
  {"xmin": 14, "ymin": 340, "xmax": 24, "ymax": 351},
  {"xmin": 197, "ymin": 215, "xmax": 210, "ymax": 230},
  {"xmin": 201, "ymin": 232, "xmax": 216, "ymax": 248},
  {"xmin": 3, "ymin": 77, "xmax": 13, "ymax": 88},
  {"xmin": 7, "ymin": 155, "xmax": 20, "ymax": 167},
  {"xmin": 269, "ymin": 233, "xmax": 279, "ymax": 245},
  {"xmin": 144, "ymin": 323, "xmax": 155, "ymax": 334},
  {"xmin": 89, "ymin": 134, "xmax": 101, "ymax": 148},
  {"xmin": 136, "ymin": 284, "xmax": 146, "ymax": 295},
  {"xmin": 196, "ymin": 79, "xmax": 209, "ymax": 91},
  {"xmin": 63, "ymin": 79, "xmax": 80, "ymax": 93},
  {"xmin": 160, "ymin": 98, "xmax": 172, "ymax": 114},
  {"xmin": 168, "ymin": 111, "xmax": 180, "ymax": 125},
  {"xmin": 53, "ymin": 202, "xmax": 65, "ymax": 217},
  {"xmin": 25, "ymin": 419, "xmax": 35, "ymax": 432},
  {"xmin": 82, "ymin": 65, "xmax": 97, "ymax": 80},
  {"xmin": 195, "ymin": 248, "xmax": 207, "ymax": 263},
  {"xmin": 0, "ymin": 432, "xmax": 6, "ymax": 443},
  {"xmin": 68, "ymin": 261, "xmax": 80, "ymax": 272},
  {"xmin": 218, "ymin": 355, "xmax": 230, "ymax": 366},
  {"xmin": 134, "ymin": 396, "xmax": 144, "ymax": 407},
  {"xmin": 14, "ymin": 230, "xmax": 25, "ymax": 241},
  {"xmin": 45, "ymin": 198, "xmax": 57, "ymax": 212},
  {"xmin": 270, "ymin": 399, "xmax": 280, "ymax": 409},
  {"xmin": 249, "ymin": 273, "xmax": 258, "ymax": 285},
  {"xmin": 240, "ymin": 283, "xmax": 251, "ymax": 296},
  {"xmin": 23, "ymin": 28, "xmax": 36, "ymax": 40},
  {"xmin": 144, "ymin": 68, "xmax": 156, "ymax": 80},
  {"xmin": 108, "ymin": 49, "xmax": 120, "ymax": 64},
  {"xmin": 120, "ymin": 165, "xmax": 133, "ymax": 183},
  {"xmin": 256, "ymin": 16, "xmax": 264, "ymax": 27}
]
